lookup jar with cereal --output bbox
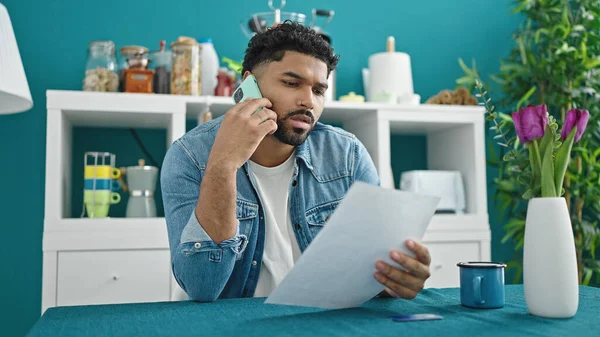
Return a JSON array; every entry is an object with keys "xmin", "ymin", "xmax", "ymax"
[
  {"xmin": 170, "ymin": 37, "xmax": 202, "ymax": 95},
  {"xmin": 83, "ymin": 41, "xmax": 119, "ymax": 92}
]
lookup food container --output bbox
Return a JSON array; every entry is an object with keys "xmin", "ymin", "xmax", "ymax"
[
  {"xmin": 170, "ymin": 37, "xmax": 202, "ymax": 95},
  {"xmin": 83, "ymin": 41, "xmax": 119, "ymax": 92},
  {"xmin": 150, "ymin": 40, "xmax": 171, "ymax": 94}
]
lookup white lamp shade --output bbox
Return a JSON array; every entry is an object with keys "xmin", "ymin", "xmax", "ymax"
[{"xmin": 0, "ymin": 3, "xmax": 32, "ymax": 114}]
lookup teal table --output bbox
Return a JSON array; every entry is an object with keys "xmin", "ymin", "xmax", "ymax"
[{"xmin": 27, "ymin": 285, "xmax": 600, "ymax": 337}]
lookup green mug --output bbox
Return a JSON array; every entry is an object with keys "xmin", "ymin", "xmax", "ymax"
[
  {"xmin": 84, "ymin": 190, "xmax": 121, "ymax": 204},
  {"xmin": 85, "ymin": 203, "xmax": 111, "ymax": 218}
]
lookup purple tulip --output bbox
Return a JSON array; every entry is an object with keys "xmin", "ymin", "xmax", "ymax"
[
  {"xmin": 561, "ymin": 109, "xmax": 589, "ymax": 143},
  {"xmin": 512, "ymin": 104, "xmax": 549, "ymax": 143}
]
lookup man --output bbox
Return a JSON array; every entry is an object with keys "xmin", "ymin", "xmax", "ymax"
[{"xmin": 161, "ymin": 22, "xmax": 431, "ymax": 302}]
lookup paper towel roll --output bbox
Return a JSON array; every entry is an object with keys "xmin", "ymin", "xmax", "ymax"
[{"xmin": 368, "ymin": 52, "xmax": 414, "ymax": 102}]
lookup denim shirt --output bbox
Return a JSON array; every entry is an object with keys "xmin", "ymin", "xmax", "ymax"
[{"xmin": 161, "ymin": 115, "xmax": 380, "ymax": 302}]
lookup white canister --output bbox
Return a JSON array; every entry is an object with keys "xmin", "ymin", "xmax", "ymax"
[
  {"xmin": 364, "ymin": 36, "xmax": 414, "ymax": 103},
  {"xmin": 199, "ymin": 37, "xmax": 219, "ymax": 96}
]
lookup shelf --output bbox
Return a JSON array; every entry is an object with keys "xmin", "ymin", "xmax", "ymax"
[
  {"xmin": 47, "ymin": 90, "xmax": 186, "ymax": 129},
  {"xmin": 185, "ymin": 94, "xmax": 485, "ymax": 129},
  {"xmin": 47, "ymin": 90, "xmax": 484, "ymax": 132}
]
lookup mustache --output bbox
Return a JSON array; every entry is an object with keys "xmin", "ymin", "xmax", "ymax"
[{"xmin": 283, "ymin": 109, "xmax": 315, "ymax": 124}]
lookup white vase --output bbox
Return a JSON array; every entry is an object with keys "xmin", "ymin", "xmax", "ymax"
[{"xmin": 523, "ymin": 197, "xmax": 579, "ymax": 318}]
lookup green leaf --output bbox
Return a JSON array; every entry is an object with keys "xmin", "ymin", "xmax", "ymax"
[
  {"xmin": 508, "ymin": 165, "xmax": 522, "ymax": 173},
  {"xmin": 538, "ymin": 127, "xmax": 554, "ymax": 166},
  {"xmin": 522, "ymin": 189, "xmax": 535, "ymax": 200},
  {"xmin": 516, "ymin": 86, "xmax": 537, "ymax": 111},
  {"xmin": 554, "ymin": 127, "xmax": 576, "ymax": 196},
  {"xmin": 518, "ymin": 174, "xmax": 530, "ymax": 185},
  {"xmin": 499, "ymin": 113, "xmax": 513, "ymax": 122},
  {"xmin": 584, "ymin": 58, "xmax": 600, "ymax": 69},
  {"xmin": 501, "ymin": 226, "xmax": 521, "ymax": 244},
  {"xmin": 458, "ymin": 58, "xmax": 471, "ymax": 74},
  {"xmin": 512, "ymin": 0, "xmax": 529, "ymax": 14},
  {"xmin": 515, "ymin": 236, "xmax": 525, "ymax": 250},
  {"xmin": 503, "ymin": 151, "xmax": 516, "ymax": 161},
  {"xmin": 541, "ymin": 138, "xmax": 557, "ymax": 197},
  {"xmin": 583, "ymin": 269, "xmax": 593, "ymax": 286},
  {"xmin": 517, "ymin": 36, "xmax": 527, "ymax": 65},
  {"xmin": 592, "ymin": 147, "xmax": 600, "ymax": 161},
  {"xmin": 530, "ymin": 143, "xmax": 540, "ymax": 187},
  {"xmin": 535, "ymin": 28, "xmax": 550, "ymax": 43},
  {"xmin": 590, "ymin": 233, "xmax": 598, "ymax": 260}
]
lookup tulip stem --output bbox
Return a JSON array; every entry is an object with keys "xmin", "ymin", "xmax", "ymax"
[{"xmin": 532, "ymin": 139, "xmax": 543, "ymax": 180}]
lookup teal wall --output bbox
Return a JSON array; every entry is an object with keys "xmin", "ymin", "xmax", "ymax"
[{"xmin": 0, "ymin": 0, "xmax": 521, "ymax": 335}]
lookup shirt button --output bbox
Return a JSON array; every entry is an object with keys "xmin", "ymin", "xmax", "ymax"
[
  {"xmin": 252, "ymin": 260, "xmax": 257, "ymax": 266},
  {"xmin": 194, "ymin": 242, "xmax": 201, "ymax": 249},
  {"xmin": 294, "ymin": 223, "xmax": 301, "ymax": 230},
  {"xmin": 260, "ymin": 216, "xmax": 264, "ymax": 220}
]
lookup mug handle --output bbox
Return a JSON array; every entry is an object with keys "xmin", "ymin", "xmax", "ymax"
[
  {"xmin": 473, "ymin": 275, "xmax": 485, "ymax": 305},
  {"xmin": 112, "ymin": 180, "xmax": 122, "ymax": 191},
  {"xmin": 110, "ymin": 192, "xmax": 121, "ymax": 204},
  {"xmin": 111, "ymin": 168, "xmax": 121, "ymax": 179}
]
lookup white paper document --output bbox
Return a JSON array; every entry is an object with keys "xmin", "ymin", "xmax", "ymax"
[{"xmin": 264, "ymin": 181, "xmax": 441, "ymax": 309}]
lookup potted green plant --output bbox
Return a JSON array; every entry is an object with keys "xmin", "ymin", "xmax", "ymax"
[{"xmin": 457, "ymin": 0, "xmax": 600, "ymax": 291}]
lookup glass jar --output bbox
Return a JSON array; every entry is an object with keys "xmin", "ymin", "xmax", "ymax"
[
  {"xmin": 83, "ymin": 41, "xmax": 119, "ymax": 92},
  {"xmin": 170, "ymin": 37, "xmax": 202, "ymax": 95}
]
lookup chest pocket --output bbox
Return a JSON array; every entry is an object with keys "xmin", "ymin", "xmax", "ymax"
[
  {"xmin": 305, "ymin": 200, "xmax": 340, "ymax": 239},
  {"xmin": 236, "ymin": 199, "xmax": 258, "ymax": 240}
]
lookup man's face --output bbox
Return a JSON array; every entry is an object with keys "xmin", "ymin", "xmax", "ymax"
[{"xmin": 251, "ymin": 51, "xmax": 329, "ymax": 146}]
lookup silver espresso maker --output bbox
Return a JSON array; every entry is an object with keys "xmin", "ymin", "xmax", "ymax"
[{"xmin": 120, "ymin": 159, "xmax": 158, "ymax": 217}]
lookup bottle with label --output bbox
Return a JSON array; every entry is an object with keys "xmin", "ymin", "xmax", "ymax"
[
  {"xmin": 198, "ymin": 37, "xmax": 219, "ymax": 96},
  {"xmin": 214, "ymin": 67, "xmax": 233, "ymax": 96}
]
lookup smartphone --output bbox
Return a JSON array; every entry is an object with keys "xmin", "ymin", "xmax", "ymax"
[{"xmin": 232, "ymin": 74, "xmax": 263, "ymax": 104}]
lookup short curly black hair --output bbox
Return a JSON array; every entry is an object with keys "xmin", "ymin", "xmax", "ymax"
[{"xmin": 242, "ymin": 21, "xmax": 339, "ymax": 76}]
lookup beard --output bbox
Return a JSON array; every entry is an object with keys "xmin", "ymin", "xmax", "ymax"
[{"xmin": 272, "ymin": 109, "xmax": 316, "ymax": 146}]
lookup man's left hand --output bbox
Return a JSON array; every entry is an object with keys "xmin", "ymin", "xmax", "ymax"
[{"xmin": 374, "ymin": 240, "xmax": 431, "ymax": 299}]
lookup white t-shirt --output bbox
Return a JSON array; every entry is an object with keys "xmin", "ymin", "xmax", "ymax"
[{"xmin": 248, "ymin": 153, "xmax": 302, "ymax": 298}]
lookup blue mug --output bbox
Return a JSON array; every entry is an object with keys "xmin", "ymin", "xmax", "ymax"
[
  {"xmin": 457, "ymin": 262, "xmax": 507, "ymax": 309},
  {"xmin": 84, "ymin": 178, "xmax": 121, "ymax": 191}
]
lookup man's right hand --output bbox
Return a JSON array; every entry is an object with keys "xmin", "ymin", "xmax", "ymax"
[{"xmin": 207, "ymin": 98, "xmax": 278, "ymax": 172}]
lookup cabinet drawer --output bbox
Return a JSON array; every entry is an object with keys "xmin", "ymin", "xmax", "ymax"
[
  {"xmin": 56, "ymin": 250, "xmax": 171, "ymax": 307},
  {"xmin": 424, "ymin": 242, "xmax": 481, "ymax": 288}
]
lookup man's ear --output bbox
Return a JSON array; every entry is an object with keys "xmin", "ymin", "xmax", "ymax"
[{"xmin": 242, "ymin": 71, "xmax": 252, "ymax": 81}]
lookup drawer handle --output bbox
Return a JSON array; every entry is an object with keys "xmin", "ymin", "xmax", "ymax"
[{"xmin": 112, "ymin": 275, "xmax": 119, "ymax": 281}]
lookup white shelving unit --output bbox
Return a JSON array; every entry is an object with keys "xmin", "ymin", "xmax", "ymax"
[{"xmin": 42, "ymin": 90, "xmax": 491, "ymax": 313}]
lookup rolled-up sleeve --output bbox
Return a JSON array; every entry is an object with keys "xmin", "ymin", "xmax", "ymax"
[{"xmin": 161, "ymin": 140, "xmax": 248, "ymax": 302}]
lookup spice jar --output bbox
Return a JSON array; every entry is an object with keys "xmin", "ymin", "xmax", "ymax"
[
  {"xmin": 170, "ymin": 37, "xmax": 202, "ymax": 95},
  {"xmin": 83, "ymin": 41, "xmax": 119, "ymax": 92}
]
